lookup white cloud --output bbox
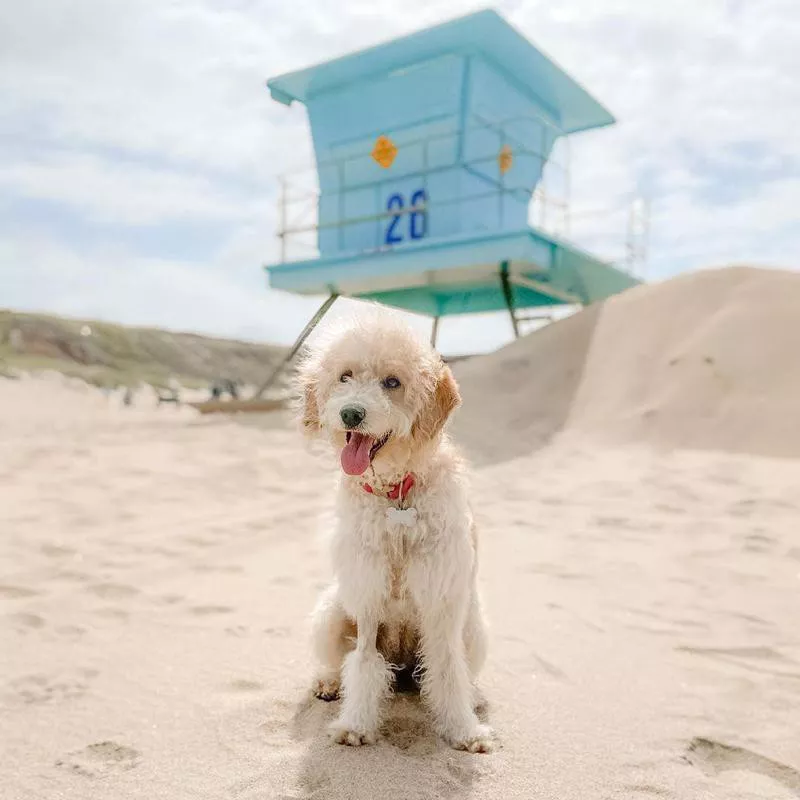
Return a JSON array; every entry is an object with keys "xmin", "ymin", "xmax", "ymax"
[
  {"xmin": 0, "ymin": 153, "xmax": 263, "ymax": 226},
  {"xmin": 1, "ymin": 0, "xmax": 798, "ymax": 351},
  {"xmin": 1, "ymin": 232, "xmax": 307, "ymax": 341}
]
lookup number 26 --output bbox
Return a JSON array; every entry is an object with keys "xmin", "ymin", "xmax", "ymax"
[{"xmin": 385, "ymin": 189, "xmax": 427, "ymax": 245}]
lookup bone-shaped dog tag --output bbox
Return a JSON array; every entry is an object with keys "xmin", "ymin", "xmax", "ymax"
[{"xmin": 386, "ymin": 506, "xmax": 417, "ymax": 527}]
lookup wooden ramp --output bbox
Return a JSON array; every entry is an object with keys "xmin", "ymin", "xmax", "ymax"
[{"xmin": 189, "ymin": 398, "xmax": 289, "ymax": 415}]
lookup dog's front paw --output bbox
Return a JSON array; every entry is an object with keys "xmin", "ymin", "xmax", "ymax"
[
  {"xmin": 313, "ymin": 676, "xmax": 340, "ymax": 702},
  {"xmin": 447, "ymin": 724, "xmax": 495, "ymax": 754},
  {"xmin": 329, "ymin": 723, "xmax": 377, "ymax": 747}
]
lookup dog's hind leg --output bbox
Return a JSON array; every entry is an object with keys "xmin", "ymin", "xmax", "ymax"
[
  {"xmin": 464, "ymin": 590, "xmax": 489, "ymax": 712},
  {"xmin": 311, "ymin": 584, "xmax": 354, "ymax": 701},
  {"xmin": 464, "ymin": 591, "xmax": 488, "ymax": 679}
]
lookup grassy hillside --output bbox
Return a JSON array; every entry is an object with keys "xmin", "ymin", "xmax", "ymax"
[{"xmin": 0, "ymin": 310, "xmax": 287, "ymax": 390}]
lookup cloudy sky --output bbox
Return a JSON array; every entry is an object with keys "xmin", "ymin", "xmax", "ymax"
[{"xmin": 1, "ymin": 0, "xmax": 798, "ymax": 353}]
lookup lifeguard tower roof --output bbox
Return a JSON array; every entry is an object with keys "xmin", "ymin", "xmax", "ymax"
[
  {"xmin": 262, "ymin": 8, "xmax": 638, "ymax": 345},
  {"xmin": 268, "ymin": 9, "xmax": 615, "ymax": 136}
]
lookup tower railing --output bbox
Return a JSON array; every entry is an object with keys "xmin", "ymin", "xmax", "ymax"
[{"xmin": 275, "ymin": 113, "xmax": 649, "ymax": 277}]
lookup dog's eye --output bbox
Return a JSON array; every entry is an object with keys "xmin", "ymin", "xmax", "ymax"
[
  {"xmin": 382, "ymin": 376, "xmax": 401, "ymax": 390},
  {"xmin": 339, "ymin": 370, "xmax": 352, "ymax": 383}
]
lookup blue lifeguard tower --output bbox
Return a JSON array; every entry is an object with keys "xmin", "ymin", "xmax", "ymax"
[{"xmin": 257, "ymin": 9, "xmax": 639, "ymax": 396}]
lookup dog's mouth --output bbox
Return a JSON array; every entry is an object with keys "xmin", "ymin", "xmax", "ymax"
[{"xmin": 341, "ymin": 431, "xmax": 391, "ymax": 476}]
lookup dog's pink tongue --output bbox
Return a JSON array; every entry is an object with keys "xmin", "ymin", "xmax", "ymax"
[{"xmin": 341, "ymin": 432, "xmax": 374, "ymax": 476}]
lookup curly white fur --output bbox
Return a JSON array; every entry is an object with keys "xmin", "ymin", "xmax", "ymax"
[{"xmin": 297, "ymin": 308, "xmax": 494, "ymax": 753}]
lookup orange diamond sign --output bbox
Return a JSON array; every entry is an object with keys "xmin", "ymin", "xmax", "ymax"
[
  {"xmin": 372, "ymin": 135, "xmax": 398, "ymax": 169},
  {"xmin": 498, "ymin": 144, "xmax": 513, "ymax": 174}
]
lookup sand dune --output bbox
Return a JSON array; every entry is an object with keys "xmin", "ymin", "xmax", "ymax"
[
  {"xmin": 2, "ymin": 267, "xmax": 800, "ymax": 799},
  {"xmin": 454, "ymin": 266, "xmax": 800, "ymax": 460}
]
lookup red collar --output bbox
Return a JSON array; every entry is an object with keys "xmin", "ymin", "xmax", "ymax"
[{"xmin": 362, "ymin": 473, "xmax": 415, "ymax": 501}]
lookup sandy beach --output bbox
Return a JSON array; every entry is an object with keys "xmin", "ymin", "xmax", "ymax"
[{"xmin": 2, "ymin": 268, "xmax": 800, "ymax": 799}]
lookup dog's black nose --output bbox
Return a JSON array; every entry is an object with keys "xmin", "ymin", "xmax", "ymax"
[{"xmin": 340, "ymin": 405, "xmax": 366, "ymax": 429}]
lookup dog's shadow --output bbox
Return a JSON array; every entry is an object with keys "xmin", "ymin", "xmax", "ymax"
[{"xmin": 289, "ymin": 681, "xmax": 490, "ymax": 800}]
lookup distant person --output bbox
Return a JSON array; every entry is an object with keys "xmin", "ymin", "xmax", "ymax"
[{"xmin": 209, "ymin": 378, "xmax": 239, "ymax": 400}]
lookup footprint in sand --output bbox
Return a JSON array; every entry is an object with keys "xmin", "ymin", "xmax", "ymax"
[
  {"xmin": 5, "ymin": 669, "xmax": 98, "ymax": 706},
  {"xmin": 0, "ymin": 584, "xmax": 39, "ymax": 599},
  {"xmin": 93, "ymin": 607, "xmax": 130, "ymax": 621},
  {"xmin": 7, "ymin": 611, "xmax": 46, "ymax": 633},
  {"xmin": 593, "ymin": 515, "xmax": 636, "ymax": 529},
  {"xmin": 191, "ymin": 564, "xmax": 243, "ymax": 575},
  {"xmin": 443, "ymin": 757, "xmax": 475, "ymax": 788},
  {"xmin": 263, "ymin": 626, "xmax": 291, "ymax": 638},
  {"xmin": 528, "ymin": 651, "xmax": 567, "ymax": 681},
  {"xmin": 685, "ymin": 737, "xmax": 800, "ymax": 797},
  {"xmin": 620, "ymin": 781, "xmax": 672, "ymax": 797},
  {"xmin": 182, "ymin": 535, "xmax": 217, "ymax": 549},
  {"xmin": 728, "ymin": 499, "xmax": 758, "ymax": 518},
  {"xmin": 257, "ymin": 698, "xmax": 302, "ymax": 749},
  {"xmin": 56, "ymin": 741, "xmax": 140, "ymax": 777},
  {"xmin": 190, "ymin": 605, "xmax": 234, "ymax": 616},
  {"xmin": 742, "ymin": 530, "xmax": 776, "ymax": 553},
  {"xmin": 154, "ymin": 593, "xmax": 184, "ymax": 606},
  {"xmin": 227, "ymin": 679, "xmax": 264, "ymax": 693},
  {"xmin": 86, "ymin": 582, "xmax": 140, "ymax": 600},
  {"xmin": 55, "ymin": 570, "xmax": 91, "ymax": 584},
  {"xmin": 726, "ymin": 610, "xmax": 771, "ymax": 629},
  {"xmin": 654, "ymin": 503, "xmax": 687, "ymax": 516},
  {"xmin": 524, "ymin": 562, "xmax": 587, "ymax": 581},
  {"xmin": 677, "ymin": 645, "xmax": 800, "ymax": 679},
  {"xmin": 54, "ymin": 624, "xmax": 86, "ymax": 638},
  {"xmin": 40, "ymin": 543, "xmax": 77, "ymax": 559}
]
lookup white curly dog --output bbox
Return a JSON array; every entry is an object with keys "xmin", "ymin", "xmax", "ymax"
[{"xmin": 297, "ymin": 310, "xmax": 494, "ymax": 753}]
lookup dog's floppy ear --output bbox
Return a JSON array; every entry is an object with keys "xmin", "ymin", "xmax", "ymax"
[
  {"xmin": 412, "ymin": 362, "xmax": 461, "ymax": 442},
  {"xmin": 302, "ymin": 381, "xmax": 320, "ymax": 432},
  {"xmin": 294, "ymin": 359, "xmax": 321, "ymax": 434}
]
